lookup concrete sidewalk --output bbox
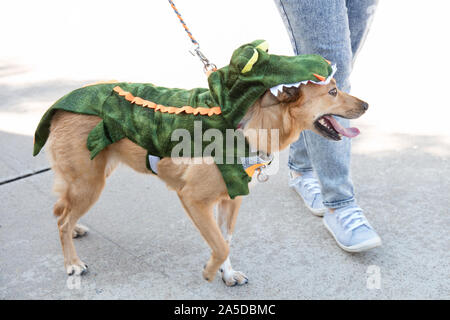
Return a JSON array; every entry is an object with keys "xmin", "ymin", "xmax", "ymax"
[
  {"xmin": 1, "ymin": 0, "xmax": 449, "ymax": 300},
  {"xmin": 1, "ymin": 129, "xmax": 449, "ymax": 299}
]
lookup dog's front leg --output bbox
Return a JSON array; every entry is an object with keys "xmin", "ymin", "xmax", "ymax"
[
  {"xmin": 177, "ymin": 191, "xmax": 229, "ymax": 283},
  {"xmin": 217, "ymin": 197, "xmax": 248, "ymax": 286}
]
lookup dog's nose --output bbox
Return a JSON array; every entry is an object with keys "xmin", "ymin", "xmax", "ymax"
[{"xmin": 361, "ymin": 102, "xmax": 369, "ymax": 111}]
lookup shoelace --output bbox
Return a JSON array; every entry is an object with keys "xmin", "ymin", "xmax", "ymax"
[
  {"xmin": 301, "ymin": 177, "xmax": 321, "ymax": 195},
  {"xmin": 336, "ymin": 207, "xmax": 369, "ymax": 232}
]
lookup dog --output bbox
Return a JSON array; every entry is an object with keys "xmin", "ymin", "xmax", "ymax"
[{"xmin": 45, "ymin": 76, "xmax": 368, "ymax": 286}]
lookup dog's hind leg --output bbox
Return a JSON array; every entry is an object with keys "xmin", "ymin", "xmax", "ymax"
[
  {"xmin": 48, "ymin": 112, "xmax": 110, "ymax": 275},
  {"xmin": 55, "ymin": 174, "xmax": 105, "ymax": 275},
  {"xmin": 217, "ymin": 197, "xmax": 248, "ymax": 286},
  {"xmin": 53, "ymin": 177, "xmax": 90, "ymax": 240}
]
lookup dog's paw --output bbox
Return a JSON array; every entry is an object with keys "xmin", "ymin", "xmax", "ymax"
[
  {"xmin": 66, "ymin": 260, "xmax": 88, "ymax": 276},
  {"xmin": 202, "ymin": 268, "xmax": 216, "ymax": 283},
  {"xmin": 72, "ymin": 224, "xmax": 89, "ymax": 238},
  {"xmin": 221, "ymin": 269, "xmax": 248, "ymax": 287}
]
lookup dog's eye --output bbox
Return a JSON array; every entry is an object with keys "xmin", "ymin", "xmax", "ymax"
[{"xmin": 328, "ymin": 88, "xmax": 337, "ymax": 97}]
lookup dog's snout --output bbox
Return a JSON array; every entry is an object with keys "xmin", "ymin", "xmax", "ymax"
[{"xmin": 361, "ymin": 102, "xmax": 369, "ymax": 111}]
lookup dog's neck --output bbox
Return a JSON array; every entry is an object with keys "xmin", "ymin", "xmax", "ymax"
[{"xmin": 241, "ymin": 97, "xmax": 306, "ymax": 154}]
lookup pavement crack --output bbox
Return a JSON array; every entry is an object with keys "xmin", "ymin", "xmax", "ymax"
[{"xmin": 0, "ymin": 167, "xmax": 51, "ymax": 186}]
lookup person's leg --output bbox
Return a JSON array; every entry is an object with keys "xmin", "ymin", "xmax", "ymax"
[
  {"xmin": 274, "ymin": 0, "xmax": 381, "ymax": 251},
  {"xmin": 281, "ymin": 0, "xmax": 317, "ymax": 180},
  {"xmin": 346, "ymin": 0, "xmax": 379, "ymax": 64},
  {"xmin": 288, "ymin": 133, "xmax": 326, "ymax": 216},
  {"xmin": 275, "ymin": 0, "xmax": 354, "ymax": 209},
  {"xmin": 288, "ymin": 134, "xmax": 312, "ymax": 174}
]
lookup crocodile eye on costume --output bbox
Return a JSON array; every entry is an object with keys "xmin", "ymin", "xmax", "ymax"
[
  {"xmin": 241, "ymin": 49, "xmax": 259, "ymax": 74},
  {"xmin": 328, "ymin": 88, "xmax": 337, "ymax": 97}
]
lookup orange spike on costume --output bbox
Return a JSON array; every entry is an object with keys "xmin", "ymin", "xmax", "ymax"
[
  {"xmin": 132, "ymin": 97, "xmax": 145, "ymax": 105},
  {"xmin": 124, "ymin": 93, "xmax": 134, "ymax": 101},
  {"xmin": 313, "ymin": 73, "xmax": 326, "ymax": 81},
  {"xmin": 146, "ymin": 101, "xmax": 157, "ymax": 109},
  {"xmin": 175, "ymin": 107, "xmax": 185, "ymax": 114},
  {"xmin": 112, "ymin": 86, "xmax": 222, "ymax": 116},
  {"xmin": 166, "ymin": 107, "xmax": 177, "ymax": 114}
]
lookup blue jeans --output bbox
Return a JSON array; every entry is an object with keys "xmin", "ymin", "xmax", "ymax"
[{"xmin": 274, "ymin": 0, "xmax": 378, "ymax": 208}]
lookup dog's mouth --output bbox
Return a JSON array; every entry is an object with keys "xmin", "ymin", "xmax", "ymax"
[{"xmin": 314, "ymin": 115, "xmax": 360, "ymax": 141}]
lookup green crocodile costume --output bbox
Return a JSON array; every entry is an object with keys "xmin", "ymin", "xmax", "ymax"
[{"xmin": 33, "ymin": 40, "xmax": 335, "ymax": 198}]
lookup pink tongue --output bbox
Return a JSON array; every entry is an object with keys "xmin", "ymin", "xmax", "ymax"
[{"xmin": 324, "ymin": 115, "xmax": 360, "ymax": 138}]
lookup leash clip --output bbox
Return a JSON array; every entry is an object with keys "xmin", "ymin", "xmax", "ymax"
[
  {"xmin": 256, "ymin": 166, "xmax": 269, "ymax": 183},
  {"xmin": 190, "ymin": 46, "xmax": 217, "ymax": 73},
  {"xmin": 256, "ymin": 152, "xmax": 274, "ymax": 183}
]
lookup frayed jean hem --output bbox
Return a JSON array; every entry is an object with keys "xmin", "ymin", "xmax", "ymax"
[
  {"xmin": 287, "ymin": 162, "xmax": 314, "ymax": 174},
  {"xmin": 323, "ymin": 197, "xmax": 356, "ymax": 209}
]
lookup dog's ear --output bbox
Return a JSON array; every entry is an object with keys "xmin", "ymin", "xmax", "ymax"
[
  {"xmin": 260, "ymin": 86, "xmax": 301, "ymax": 108},
  {"xmin": 260, "ymin": 90, "xmax": 280, "ymax": 108},
  {"xmin": 277, "ymin": 86, "xmax": 300, "ymax": 103}
]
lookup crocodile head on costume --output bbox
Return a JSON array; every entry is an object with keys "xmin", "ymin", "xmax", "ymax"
[{"xmin": 208, "ymin": 39, "xmax": 361, "ymax": 140}]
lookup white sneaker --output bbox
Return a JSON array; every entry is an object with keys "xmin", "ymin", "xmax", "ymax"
[
  {"xmin": 289, "ymin": 171, "xmax": 327, "ymax": 216},
  {"xmin": 323, "ymin": 205, "xmax": 382, "ymax": 252}
]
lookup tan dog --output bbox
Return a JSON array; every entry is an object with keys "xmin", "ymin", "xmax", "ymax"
[{"xmin": 47, "ymin": 79, "xmax": 368, "ymax": 286}]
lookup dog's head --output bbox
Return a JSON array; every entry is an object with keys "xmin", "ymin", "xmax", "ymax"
[
  {"xmin": 208, "ymin": 40, "xmax": 336, "ymax": 127},
  {"xmin": 260, "ymin": 78, "xmax": 368, "ymax": 141},
  {"xmin": 208, "ymin": 39, "xmax": 368, "ymax": 151},
  {"xmin": 208, "ymin": 40, "xmax": 367, "ymax": 139}
]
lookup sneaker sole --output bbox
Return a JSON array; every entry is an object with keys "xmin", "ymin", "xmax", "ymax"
[
  {"xmin": 304, "ymin": 202, "xmax": 327, "ymax": 217},
  {"xmin": 323, "ymin": 218, "xmax": 382, "ymax": 253}
]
